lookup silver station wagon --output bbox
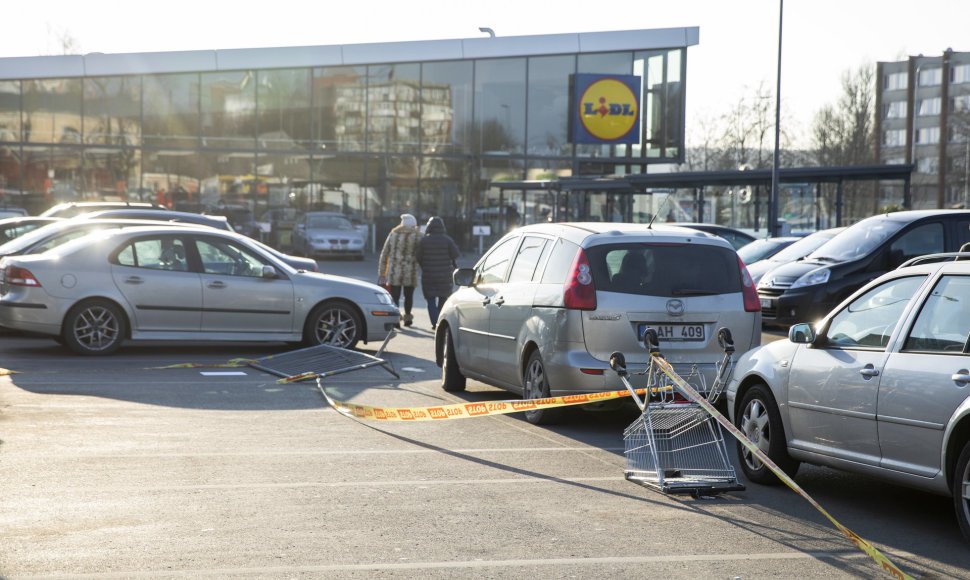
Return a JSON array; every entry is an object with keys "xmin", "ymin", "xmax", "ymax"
[
  {"xmin": 726, "ymin": 253, "xmax": 970, "ymax": 540},
  {"xmin": 434, "ymin": 222, "xmax": 762, "ymax": 424}
]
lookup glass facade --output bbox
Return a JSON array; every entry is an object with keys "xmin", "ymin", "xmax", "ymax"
[{"xmin": 0, "ymin": 36, "xmax": 689, "ymax": 250}]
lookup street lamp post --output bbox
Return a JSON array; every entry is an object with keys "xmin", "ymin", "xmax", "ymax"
[{"xmin": 769, "ymin": 0, "xmax": 784, "ymax": 237}]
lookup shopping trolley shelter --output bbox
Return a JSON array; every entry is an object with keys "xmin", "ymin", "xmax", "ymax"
[{"xmin": 0, "ymin": 326, "xmax": 968, "ymax": 578}]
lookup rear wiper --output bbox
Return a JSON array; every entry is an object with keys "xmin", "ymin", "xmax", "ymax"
[{"xmin": 671, "ymin": 289, "xmax": 718, "ymax": 296}]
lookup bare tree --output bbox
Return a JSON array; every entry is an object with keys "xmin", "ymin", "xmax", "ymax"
[{"xmin": 810, "ymin": 64, "xmax": 876, "ymax": 221}]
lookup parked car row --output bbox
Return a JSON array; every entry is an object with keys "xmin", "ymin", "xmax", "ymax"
[{"xmin": 433, "ymin": 211, "xmax": 970, "ymax": 542}]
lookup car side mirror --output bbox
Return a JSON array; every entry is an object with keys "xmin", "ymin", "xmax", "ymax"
[
  {"xmin": 262, "ymin": 265, "xmax": 279, "ymax": 279},
  {"xmin": 789, "ymin": 322, "xmax": 815, "ymax": 344},
  {"xmin": 453, "ymin": 267, "xmax": 476, "ymax": 287}
]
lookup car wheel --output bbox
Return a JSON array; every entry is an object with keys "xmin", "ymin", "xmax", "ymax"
[
  {"xmin": 953, "ymin": 440, "xmax": 970, "ymax": 540},
  {"xmin": 62, "ymin": 299, "xmax": 126, "ymax": 356},
  {"xmin": 304, "ymin": 301, "xmax": 362, "ymax": 349},
  {"xmin": 736, "ymin": 383, "xmax": 799, "ymax": 484},
  {"xmin": 441, "ymin": 326, "xmax": 466, "ymax": 392},
  {"xmin": 523, "ymin": 350, "xmax": 564, "ymax": 425}
]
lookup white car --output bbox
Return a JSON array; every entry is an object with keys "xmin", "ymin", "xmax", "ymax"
[
  {"xmin": 435, "ymin": 222, "xmax": 762, "ymax": 424},
  {"xmin": 0, "ymin": 225, "xmax": 399, "ymax": 355}
]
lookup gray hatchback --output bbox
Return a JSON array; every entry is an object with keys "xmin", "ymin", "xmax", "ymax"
[{"xmin": 434, "ymin": 222, "xmax": 762, "ymax": 424}]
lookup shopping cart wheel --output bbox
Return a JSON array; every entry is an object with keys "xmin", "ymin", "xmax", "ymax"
[
  {"xmin": 609, "ymin": 351, "xmax": 627, "ymax": 376},
  {"xmin": 717, "ymin": 327, "xmax": 735, "ymax": 353}
]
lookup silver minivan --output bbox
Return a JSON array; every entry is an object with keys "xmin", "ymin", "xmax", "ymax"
[{"xmin": 434, "ymin": 222, "xmax": 762, "ymax": 424}]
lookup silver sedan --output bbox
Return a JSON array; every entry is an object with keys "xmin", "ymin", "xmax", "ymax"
[{"xmin": 0, "ymin": 225, "xmax": 399, "ymax": 355}]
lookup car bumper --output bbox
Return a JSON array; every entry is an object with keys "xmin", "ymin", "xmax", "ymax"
[
  {"xmin": 543, "ymin": 348, "xmax": 724, "ymax": 397},
  {"xmin": 306, "ymin": 243, "xmax": 365, "ymax": 258},
  {"xmin": 758, "ymin": 288, "xmax": 834, "ymax": 327}
]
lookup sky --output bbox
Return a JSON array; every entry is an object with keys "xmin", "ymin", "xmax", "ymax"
[{"xmin": 3, "ymin": 0, "xmax": 969, "ymax": 148}]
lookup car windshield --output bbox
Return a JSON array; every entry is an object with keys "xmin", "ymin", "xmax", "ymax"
[
  {"xmin": 738, "ymin": 239, "xmax": 787, "ymax": 264},
  {"xmin": 308, "ymin": 216, "xmax": 353, "ymax": 230},
  {"xmin": 765, "ymin": 230, "xmax": 839, "ymax": 263},
  {"xmin": 0, "ymin": 222, "xmax": 78, "ymax": 255},
  {"xmin": 805, "ymin": 218, "xmax": 905, "ymax": 262}
]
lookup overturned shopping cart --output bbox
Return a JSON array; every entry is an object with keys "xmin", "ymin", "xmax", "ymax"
[{"xmin": 609, "ymin": 327, "xmax": 743, "ymax": 497}]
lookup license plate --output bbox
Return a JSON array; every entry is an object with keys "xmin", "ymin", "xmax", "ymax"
[
  {"xmin": 638, "ymin": 324, "xmax": 705, "ymax": 342},
  {"xmin": 760, "ymin": 298, "xmax": 772, "ymax": 309}
]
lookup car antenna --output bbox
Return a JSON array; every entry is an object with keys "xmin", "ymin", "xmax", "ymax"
[{"xmin": 646, "ymin": 193, "xmax": 674, "ymax": 229}]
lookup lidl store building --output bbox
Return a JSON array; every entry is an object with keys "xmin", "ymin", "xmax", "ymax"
[{"xmin": 0, "ymin": 27, "xmax": 694, "ymax": 248}]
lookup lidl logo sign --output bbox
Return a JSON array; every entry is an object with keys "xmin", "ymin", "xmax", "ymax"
[{"xmin": 571, "ymin": 74, "xmax": 641, "ymax": 145}]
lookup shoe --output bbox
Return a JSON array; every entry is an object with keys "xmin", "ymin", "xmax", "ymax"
[
  {"xmin": 403, "ymin": 313, "xmax": 413, "ymax": 327},
  {"xmin": 431, "ymin": 324, "xmax": 436, "ymax": 330}
]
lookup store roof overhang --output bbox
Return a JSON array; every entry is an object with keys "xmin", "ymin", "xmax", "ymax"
[{"xmin": 492, "ymin": 165, "xmax": 915, "ymax": 193}]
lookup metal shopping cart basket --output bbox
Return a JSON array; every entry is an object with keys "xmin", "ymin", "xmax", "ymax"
[{"xmin": 609, "ymin": 327, "xmax": 744, "ymax": 497}]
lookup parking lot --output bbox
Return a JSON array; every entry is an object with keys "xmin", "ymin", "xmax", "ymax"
[{"xmin": 2, "ymin": 254, "xmax": 970, "ymax": 579}]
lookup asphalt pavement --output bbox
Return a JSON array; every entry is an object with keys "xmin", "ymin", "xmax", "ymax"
[{"xmin": 0, "ymin": 252, "xmax": 965, "ymax": 578}]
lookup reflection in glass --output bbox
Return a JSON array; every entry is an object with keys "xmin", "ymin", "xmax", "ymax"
[
  {"xmin": 83, "ymin": 147, "xmax": 141, "ymax": 201},
  {"xmin": 84, "ymin": 76, "xmax": 141, "ymax": 146},
  {"xmin": 144, "ymin": 149, "xmax": 201, "ymax": 209},
  {"xmin": 257, "ymin": 69, "xmax": 312, "ymax": 150},
  {"xmin": 475, "ymin": 59, "xmax": 525, "ymax": 155},
  {"xmin": 202, "ymin": 71, "xmax": 256, "ymax": 150},
  {"xmin": 199, "ymin": 151, "xmax": 255, "ymax": 208},
  {"xmin": 23, "ymin": 79, "xmax": 82, "ymax": 144},
  {"xmin": 366, "ymin": 63, "xmax": 420, "ymax": 154},
  {"xmin": 313, "ymin": 66, "xmax": 367, "ymax": 152},
  {"xmin": 527, "ymin": 55, "xmax": 574, "ymax": 158},
  {"xmin": 422, "ymin": 61, "xmax": 473, "ymax": 155},
  {"xmin": 0, "ymin": 80, "xmax": 21, "ymax": 143},
  {"xmin": 143, "ymin": 74, "xmax": 200, "ymax": 149}
]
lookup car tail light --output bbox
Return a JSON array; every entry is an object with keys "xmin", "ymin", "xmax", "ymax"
[
  {"xmin": 563, "ymin": 248, "xmax": 596, "ymax": 310},
  {"xmin": 5, "ymin": 265, "xmax": 41, "ymax": 287},
  {"xmin": 738, "ymin": 255, "xmax": 760, "ymax": 312}
]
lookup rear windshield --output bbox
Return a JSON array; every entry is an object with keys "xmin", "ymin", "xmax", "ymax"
[{"xmin": 586, "ymin": 242, "xmax": 742, "ymax": 297}]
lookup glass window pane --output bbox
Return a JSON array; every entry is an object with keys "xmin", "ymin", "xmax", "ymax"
[
  {"xmin": 313, "ymin": 66, "xmax": 366, "ymax": 152},
  {"xmin": 202, "ymin": 71, "xmax": 255, "ymax": 150},
  {"xmin": 199, "ymin": 150, "xmax": 254, "ymax": 210},
  {"xmin": 366, "ymin": 63, "xmax": 420, "ymax": 154},
  {"xmin": 23, "ymin": 78, "xmax": 82, "ymax": 145},
  {"xmin": 143, "ymin": 73, "xmax": 200, "ymax": 149},
  {"xmin": 83, "ymin": 148, "xmax": 142, "ymax": 201},
  {"xmin": 422, "ymin": 61, "xmax": 473, "ymax": 155},
  {"xmin": 143, "ymin": 150, "xmax": 201, "ymax": 209},
  {"xmin": 0, "ymin": 80, "xmax": 21, "ymax": 143},
  {"xmin": 257, "ymin": 69, "xmax": 312, "ymax": 150},
  {"xmin": 527, "ymin": 55, "xmax": 574, "ymax": 157},
  {"xmin": 905, "ymin": 276, "xmax": 970, "ymax": 353},
  {"xmin": 824, "ymin": 276, "xmax": 925, "ymax": 349},
  {"xmin": 475, "ymin": 58, "xmax": 525, "ymax": 155},
  {"xmin": 84, "ymin": 76, "xmax": 141, "ymax": 146},
  {"xmin": 508, "ymin": 236, "xmax": 548, "ymax": 282}
]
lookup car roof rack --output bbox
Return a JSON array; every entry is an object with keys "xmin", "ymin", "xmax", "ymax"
[{"xmin": 898, "ymin": 252, "xmax": 970, "ymax": 268}]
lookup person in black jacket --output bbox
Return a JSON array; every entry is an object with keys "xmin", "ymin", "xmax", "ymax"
[{"xmin": 416, "ymin": 216, "xmax": 460, "ymax": 330}]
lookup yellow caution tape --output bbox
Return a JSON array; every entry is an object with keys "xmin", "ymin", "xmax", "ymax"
[
  {"xmin": 647, "ymin": 355, "xmax": 914, "ymax": 580},
  {"xmin": 317, "ymin": 380, "xmax": 649, "ymax": 421}
]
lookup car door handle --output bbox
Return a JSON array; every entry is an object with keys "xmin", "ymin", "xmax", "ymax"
[
  {"xmin": 482, "ymin": 297, "xmax": 491, "ymax": 306},
  {"xmin": 207, "ymin": 281, "xmax": 226, "ymax": 289},
  {"xmin": 859, "ymin": 364, "xmax": 880, "ymax": 378},
  {"xmin": 952, "ymin": 370, "xmax": 970, "ymax": 384},
  {"xmin": 493, "ymin": 297, "xmax": 505, "ymax": 306},
  {"xmin": 123, "ymin": 276, "xmax": 144, "ymax": 285}
]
